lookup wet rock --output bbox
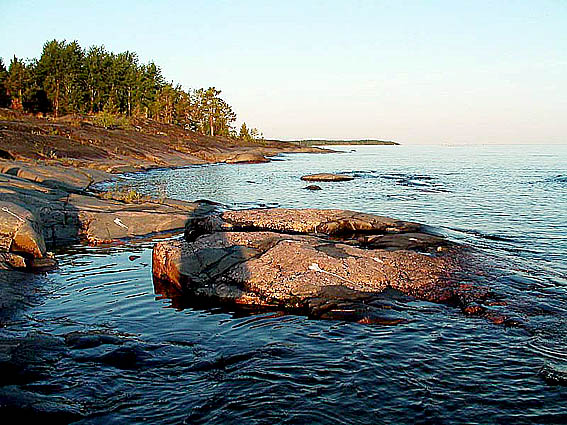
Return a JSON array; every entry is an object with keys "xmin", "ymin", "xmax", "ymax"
[
  {"xmin": 97, "ymin": 345, "xmax": 151, "ymax": 370},
  {"xmin": 184, "ymin": 208, "xmax": 420, "ymax": 240},
  {"xmin": 154, "ymin": 208, "xmax": 464, "ymax": 320},
  {"xmin": 0, "ymin": 387, "xmax": 84, "ymax": 423},
  {"xmin": 304, "ymin": 185, "xmax": 322, "ymax": 190},
  {"xmin": 539, "ymin": 363, "xmax": 567, "ymax": 386},
  {"xmin": 0, "ymin": 149, "xmax": 15, "ymax": 160},
  {"xmin": 27, "ymin": 256, "xmax": 58, "ymax": 272},
  {"xmin": 64, "ymin": 331, "xmax": 124, "ymax": 349},
  {"xmin": 0, "ymin": 332, "xmax": 68, "ymax": 385},
  {"xmin": 358, "ymin": 232, "xmax": 448, "ymax": 251},
  {"xmin": 0, "ymin": 252, "xmax": 27, "ymax": 269},
  {"xmin": 301, "ymin": 173, "xmax": 354, "ymax": 182}
]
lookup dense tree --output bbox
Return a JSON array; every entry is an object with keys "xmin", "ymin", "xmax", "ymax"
[
  {"xmin": 1, "ymin": 39, "xmax": 254, "ymax": 139},
  {"xmin": 191, "ymin": 87, "xmax": 236, "ymax": 137},
  {"xmin": 35, "ymin": 40, "xmax": 66, "ymax": 116},
  {"xmin": 239, "ymin": 122, "xmax": 263, "ymax": 142},
  {"xmin": 85, "ymin": 45, "xmax": 110, "ymax": 113},
  {"xmin": 0, "ymin": 59, "xmax": 9, "ymax": 107},
  {"xmin": 5, "ymin": 56, "xmax": 32, "ymax": 110}
]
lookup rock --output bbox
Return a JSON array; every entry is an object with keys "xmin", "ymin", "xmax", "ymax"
[
  {"xmin": 184, "ymin": 208, "xmax": 420, "ymax": 240},
  {"xmin": 0, "ymin": 160, "xmax": 106, "ymax": 193},
  {"xmin": 301, "ymin": 173, "xmax": 354, "ymax": 182},
  {"xmin": 0, "ymin": 149, "xmax": 14, "ymax": 160},
  {"xmin": 304, "ymin": 185, "xmax": 322, "ymax": 190},
  {"xmin": 0, "ymin": 201, "xmax": 47, "ymax": 260},
  {"xmin": 225, "ymin": 152, "xmax": 269, "ymax": 164},
  {"xmin": 153, "ymin": 208, "xmax": 466, "ymax": 320},
  {"xmin": 358, "ymin": 232, "xmax": 448, "ymax": 250},
  {"xmin": 0, "ymin": 252, "xmax": 27, "ymax": 269},
  {"xmin": 0, "ymin": 170, "xmax": 217, "ymax": 249},
  {"xmin": 11, "ymin": 220, "xmax": 47, "ymax": 258}
]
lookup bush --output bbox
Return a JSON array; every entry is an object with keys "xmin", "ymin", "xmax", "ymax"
[{"xmin": 92, "ymin": 111, "xmax": 131, "ymax": 130}]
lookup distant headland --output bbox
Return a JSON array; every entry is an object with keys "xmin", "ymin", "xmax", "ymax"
[{"xmin": 268, "ymin": 139, "xmax": 399, "ymax": 147}]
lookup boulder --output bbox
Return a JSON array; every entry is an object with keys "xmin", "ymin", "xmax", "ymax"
[
  {"xmin": 304, "ymin": 185, "xmax": 322, "ymax": 190},
  {"xmin": 153, "ymin": 208, "xmax": 470, "ymax": 320},
  {"xmin": 0, "ymin": 201, "xmax": 47, "ymax": 259},
  {"xmin": 301, "ymin": 173, "xmax": 354, "ymax": 182},
  {"xmin": 225, "ymin": 152, "xmax": 269, "ymax": 164}
]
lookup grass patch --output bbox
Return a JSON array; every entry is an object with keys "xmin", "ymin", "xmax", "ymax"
[{"xmin": 97, "ymin": 183, "xmax": 167, "ymax": 204}]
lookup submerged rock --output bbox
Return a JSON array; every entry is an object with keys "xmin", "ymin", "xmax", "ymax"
[
  {"xmin": 153, "ymin": 208, "xmax": 468, "ymax": 321},
  {"xmin": 540, "ymin": 363, "xmax": 567, "ymax": 386},
  {"xmin": 301, "ymin": 173, "xmax": 354, "ymax": 182},
  {"xmin": 304, "ymin": 185, "xmax": 322, "ymax": 190}
]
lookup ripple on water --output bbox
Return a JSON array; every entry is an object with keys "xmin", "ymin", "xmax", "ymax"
[{"xmin": 2, "ymin": 145, "xmax": 567, "ymax": 423}]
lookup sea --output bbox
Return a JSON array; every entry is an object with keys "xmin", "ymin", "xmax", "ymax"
[{"xmin": 1, "ymin": 144, "xmax": 566, "ymax": 424}]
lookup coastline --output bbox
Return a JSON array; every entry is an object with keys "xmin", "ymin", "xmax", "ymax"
[
  {"xmin": 0, "ymin": 110, "xmax": 331, "ymax": 272},
  {"xmin": 267, "ymin": 139, "xmax": 399, "ymax": 147}
]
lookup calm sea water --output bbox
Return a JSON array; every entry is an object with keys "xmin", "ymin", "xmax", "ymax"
[{"xmin": 1, "ymin": 144, "xmax": 566, "ymax": 423}]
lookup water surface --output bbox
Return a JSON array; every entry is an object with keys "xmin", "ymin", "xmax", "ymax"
[{"xmin": 1, "ymin": 144, "xmax": 566, "ymax": 423}]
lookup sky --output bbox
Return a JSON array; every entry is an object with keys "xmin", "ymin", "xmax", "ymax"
[{"xmin": 1, "ymin": 0, "xmax": 566, "ymax": 144}]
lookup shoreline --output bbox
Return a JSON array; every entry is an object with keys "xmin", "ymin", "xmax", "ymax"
[
  {"xmin": 0, "ymin": 111, "xmax": 332, "ymax": 272},
  {"xmin": 268, "ymin": 139, "xmax": 399, "ymax": 147}
]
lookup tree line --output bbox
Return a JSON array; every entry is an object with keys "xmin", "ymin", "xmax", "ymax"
[{"xmin": 0, "ymin": 39, "xmax": 261, "ymax": 139}]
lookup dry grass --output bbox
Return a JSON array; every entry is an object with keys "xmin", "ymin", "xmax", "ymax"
[{"xmin": 99, "ymin": 185, "xmax": 147, "ymax": 203}]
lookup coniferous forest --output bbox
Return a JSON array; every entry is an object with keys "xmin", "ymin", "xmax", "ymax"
[{"xmin": 0, "ymin": 39, "xmax": 260, "ymax": 139}]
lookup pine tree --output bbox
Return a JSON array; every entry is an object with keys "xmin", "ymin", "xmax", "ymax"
[
  {"xmin": 239, "ymin": 122, "xmax": 250, "ymax": 140},
  {"xmin": 0, "ymin": 58, "xmax": 10, "ymax": 107},
  {"xmin": 6, "ymin": 56, "xmax": 30, "ymax": 110}
]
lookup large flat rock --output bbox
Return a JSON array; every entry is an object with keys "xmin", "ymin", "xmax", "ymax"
[
  {"xmin": 153, "ymin": 208, "xmax": 476, "ymax": 321},
  {"xmin": 184, "ymin": 208, "xmax": 421, "ymax": 239}
]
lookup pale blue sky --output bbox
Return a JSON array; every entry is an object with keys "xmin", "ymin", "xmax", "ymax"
[{"xmin": 1, "ymin": 0, "xmax": 566, "ymax": 144}]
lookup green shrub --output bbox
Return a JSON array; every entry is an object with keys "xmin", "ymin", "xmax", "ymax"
[{"xmin": 92, "ymin": 112, "xmax": 131, "ymax": 130}]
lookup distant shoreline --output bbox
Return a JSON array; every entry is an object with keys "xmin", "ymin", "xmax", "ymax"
[{"xmin": 267, "ymin": 139, "xmax": 399, "ymax": 147}]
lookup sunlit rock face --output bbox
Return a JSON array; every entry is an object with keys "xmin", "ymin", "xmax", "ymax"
[{"xmin": 152, "ymin": 208, "xmax": 480, "ymax": 321}]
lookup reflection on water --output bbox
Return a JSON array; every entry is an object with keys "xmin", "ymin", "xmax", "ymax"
[{"xmin": 2, "ymin": 144, "xmax": 567, "ymax": 423}]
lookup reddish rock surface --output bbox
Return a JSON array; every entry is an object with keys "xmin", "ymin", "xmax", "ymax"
[{"xmin": 152, "ymin": 208, "xmax": 480, "ymax": 321}]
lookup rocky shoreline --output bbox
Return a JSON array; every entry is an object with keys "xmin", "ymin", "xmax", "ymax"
[
  {"xmin": 0, "ymin": 112, "xmax": 503, "ymax": 324},
  {"xmin": 0, "ymin": 160, "xmax": 215, "ymax": 271},
  {"xmin": 0, "ymin": 111, "xmax": 329, "ymax": 271}
]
